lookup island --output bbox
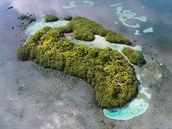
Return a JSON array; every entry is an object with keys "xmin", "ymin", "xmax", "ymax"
[
  {"xmin": 44, "ymin": 14, "xmax": 59, "ymax": 22},
  {"xmin": 17, "ymin": 16, "xmax": 145, "ymax": 108}
]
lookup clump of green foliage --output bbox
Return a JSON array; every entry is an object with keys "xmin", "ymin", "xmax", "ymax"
[
  {"xmin": 44, "ymin": 14, "xmax": 59, "ymax": 22},
  {"xmin": 18, "ymin": 14, "xmax": 36, "ymax": 24},
  {"xmin": 17, "ymin": 26, "xmax": 139, "ymax": 108},
  {"xmin": 59, "ymin": 16, "xmax": 131, "ymax": 45},
  {"xmin": 105, "ymin": 29, "xmax": 130, "ymax": 44},
  {"xmin": 63, "ymin": 15, "xmax": 73, "ymax": 21},
  {"xmin": 122, "ymin": 47, "xmax": 146, "ymax": 66}
]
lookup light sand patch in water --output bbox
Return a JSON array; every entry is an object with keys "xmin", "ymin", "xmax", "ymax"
[
  {"xmin": 84, "ymin": 0, "xmax": 95, "ymax": 6},
  {"xmin": 143, "ymin": 27, "xmax": 154, "ymax": 33},
  {"xmin": 135, "ymin": 30, "xmax": 142, "ymax": 36},
  {"xmin": 62, "ymin": 1, "xmax": 77, "ymax": 9},
  {"xmin": 116, "ymin": 6, "xmax": 147, "ymax": 28}
]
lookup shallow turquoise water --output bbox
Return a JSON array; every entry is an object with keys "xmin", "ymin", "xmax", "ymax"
[
  {"xmin": 103, "ymin": 84, "xmax": 151, "ymax": 120},
  {"xmin": 25, "ymin": 15, "xmax": 69, "ymax": 36},
  {"xmin": 103, "ymin": 98, "xmax": 148, "ymax": 120}
]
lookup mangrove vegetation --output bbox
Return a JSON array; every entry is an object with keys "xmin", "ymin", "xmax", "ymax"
[
  {"xmin": 17, "ymin": 25, "xmax": 139, "ymax": 108},
  {"xmin": 122, "ymin": 47, "xmax": 146, "ymax": 66},
  {"xmin": 63, "ymin": 15, "xmax": 73, "ymax": 21},
  {"xmin": 44, "ymin": 14, "xmax": 59, "ymax": 22},
  {"xmin": 58, "ymin": 16, "xmax": 131, "ymax": 45}
]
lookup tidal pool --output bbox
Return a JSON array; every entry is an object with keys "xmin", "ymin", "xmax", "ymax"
[{"xmin": 66, "ymin": 34, "xmax": 142, "ymax": 52}]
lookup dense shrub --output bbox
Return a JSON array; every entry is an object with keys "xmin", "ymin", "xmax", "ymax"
[
  {"xmin": 105, "ymin": 29, "xmax": 131, "ymax": 45},
  {"xmin": 63, "ymin": 15, "xmax": 73, "ymax": 21},
  {"xmin": 44, "ymin": 14, "xmax": 59, "ymax": 22},
  {"xmin": 17, "ymin": 45, "xmax": 30, "ymax": 61},
  {"xmin": 17, "ymin": 26, "xmax": 139, "ymax": 108},
  {"xmin": 58, "ymin": 16, "xmax": 132, "ymax": 45},
  {"xmin": 73, "ymin": 28, "xmax": 94, "ymax": 41},
  {"xmin": 122, "ymin": 47, "xmax": 146, "ymax": 66}
]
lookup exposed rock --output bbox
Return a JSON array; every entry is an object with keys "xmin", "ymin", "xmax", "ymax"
[
  {"xmin": 8, "ymin": 6, "xmax": 13, "ymax": 9},
  {"xmin": 140, "ymin": 62, "xmax": 169, "ymax": 86}
]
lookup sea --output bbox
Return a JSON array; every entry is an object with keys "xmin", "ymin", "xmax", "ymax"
[{"xmin": 0, "ymin": 0, "xmax": 172, "ymax": 129}]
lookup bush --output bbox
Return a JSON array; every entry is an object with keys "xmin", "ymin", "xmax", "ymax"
[
  {"xmin": 122, "ymin": 47, "xmax": 146, "ymax": 66},
  {"xmin": 17, "ymin": 45, "xmax": 30, "ymax": 61},
  {"xmin": 63, "ymin": 15, "xmax": 73, "ymax": 21},
  {"xmin": 44, "ymin": 14, "xmax": 59, "ymax": 22},
  {"xmin": 73, "ymin": 28, "xmax": 94, "ymax": 41},
  {"xmin": 105, "ymin": 29, "xmax": 130, "ymax": 44},
  {"xmin": 17, "ymin": 26, "xmax": 139, "ymax": 108}
]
